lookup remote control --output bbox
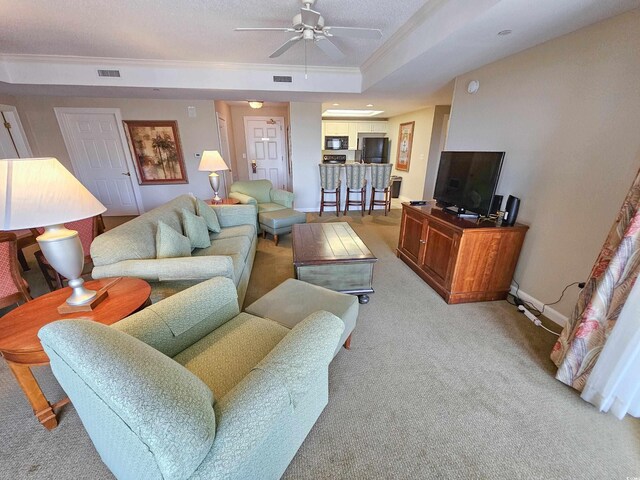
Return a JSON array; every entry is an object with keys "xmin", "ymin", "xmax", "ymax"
[{"xmin": 409, "ymin": 200, "xmax": 428, "ymax": 206}]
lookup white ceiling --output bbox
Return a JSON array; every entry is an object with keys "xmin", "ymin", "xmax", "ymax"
[
  {"xmin": 0, "ymin": 0, "xmax": 425, "ymax": 67},
  {"xmin": 0, "ymin": 0, "xmax": 638, "ymax": 117}
]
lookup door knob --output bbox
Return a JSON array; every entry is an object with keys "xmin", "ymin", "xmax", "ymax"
[
  {"xmin": 122, "ymin": 172, "xmax": 131, "ymax": 176},
  {"xmin": 419, "ymin": 239, "xmax": 426, "ymax": 244}
]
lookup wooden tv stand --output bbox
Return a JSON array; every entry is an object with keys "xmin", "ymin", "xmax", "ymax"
[{"xmin": 396, "ymin": 203, "xmax": 528, "ymax": 304}]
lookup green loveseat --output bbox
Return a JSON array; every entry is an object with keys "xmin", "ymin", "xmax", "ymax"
[
  {"xmin": 39, "ymin": 277, "xmax": 345, "ymax": 480},
  {"xmin": 90, "ymin": 195, "xmax": 257, "ymax": 305},
  {"xmin": 229, "ymin": 179, "xmax": 294, "ymax": 213}
]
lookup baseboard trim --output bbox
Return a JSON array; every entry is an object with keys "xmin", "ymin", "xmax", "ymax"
[{"xmin": 509, "ymin": 285, "xmax": 568, "ymax": 327}]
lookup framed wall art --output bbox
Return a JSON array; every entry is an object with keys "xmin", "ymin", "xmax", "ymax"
[
  {"xmin": 123, "ymin": 120, "xmax": 188, "ymax": 185},
  {"xmin": 396, "ymin": 121, "xmax": 415, "ymax": 172}
]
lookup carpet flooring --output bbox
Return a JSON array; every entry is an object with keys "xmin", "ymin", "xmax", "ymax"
[{"xmin": 1, "ymin": 209, "xmax": 639, "ymax": 479}]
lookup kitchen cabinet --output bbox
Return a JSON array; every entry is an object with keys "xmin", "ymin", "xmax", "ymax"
[
  {"xmin": 323, "ymin": 120, "xmax": 389, "ymax": 150},
  {"xmin": 397, "ymin": 203, "xmax": 529, "ymax": 304}
]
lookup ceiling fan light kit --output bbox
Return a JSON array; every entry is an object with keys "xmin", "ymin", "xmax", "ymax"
[{"xmin": 235, "ymin": 0, "xmax": 382, "ymax": 69}]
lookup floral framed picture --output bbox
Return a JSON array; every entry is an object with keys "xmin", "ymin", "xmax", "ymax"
[
  {"xmin": 124, "ymin": 120, "xmax": 188, "ymax": 185},
  {"xmin": 396, "ymin": 121, "xmax": 415, "ymax": 172}
]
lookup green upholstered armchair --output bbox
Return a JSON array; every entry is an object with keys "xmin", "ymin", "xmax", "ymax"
[
  {"xmin": 38, "ymin": 277, "xmax": 344, "ymax": 480},
  {"xmin": 229, "ymin": 179, "xmax": 294, "ymax": 213}
]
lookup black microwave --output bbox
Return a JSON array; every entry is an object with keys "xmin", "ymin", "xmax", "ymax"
[{"xmin": 325, "ymin": 136, "xmax": 349, "ymax": 150}]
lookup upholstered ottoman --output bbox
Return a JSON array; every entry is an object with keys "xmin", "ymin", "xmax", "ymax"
[
  {"xmin": 258, "ymin": 208, "xmax": 306, "ymax": 245},
  {"xmin": 245, "ymin": 278, "xmax": 358, "ymax": 356}
]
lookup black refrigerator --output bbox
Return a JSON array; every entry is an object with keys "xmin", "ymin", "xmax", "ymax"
[{"xmin": 361, "ymin": 137, "xmax": 390, "ymax": 164}]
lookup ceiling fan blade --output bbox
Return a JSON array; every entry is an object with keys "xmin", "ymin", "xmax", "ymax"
[
  {"xmin": 235, "ymin": 27, "xmax": 296, "ymax": 32},
  {"xmin": 300, "ymin": 7, "xmax": 321, "ymax": 27},
  {"xmin": 323, "ymin": 26, "xmax": 383, "ymax": 40},
  {"xmin": 269, "ymin": 35, "xmax": 303, "ymax": 58},
  {"xmin": 315, "ymin": 36, "xmax": 345, "ymax": 60}
]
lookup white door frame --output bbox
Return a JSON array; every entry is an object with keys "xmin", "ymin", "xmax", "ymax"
[
  {"xmin": 243, "ymin": 116, "xmax": 288, "ymax": 187},
  {"xmin": 55, "ymin": 107, "xmax": 145, "ymax": 214},
  {"xmin": 215, "ymin": 111, "xmax": 232, "ymax": 196},
  {"xmin": 0, "ymin": 104, "xmax": 33, "ymax": 158}
]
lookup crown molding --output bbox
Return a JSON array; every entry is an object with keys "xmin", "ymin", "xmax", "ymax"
[{"xmin": 0, "ymin": 54, "xmax": 361, "ymax": 76}]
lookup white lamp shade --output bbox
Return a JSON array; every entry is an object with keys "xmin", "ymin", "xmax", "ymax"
[
  {"xmin": 1, "ymin": 157, "xmax": 107, "ymax": 230},
  {"xmin": 199, "ymin": 151, "xmax": 229, "ymax": 173}
]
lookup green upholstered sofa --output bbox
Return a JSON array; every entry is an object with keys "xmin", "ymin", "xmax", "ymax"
[
  {"xmin": 229, "ymin": 179, "xmax": 294, "ymax": 213},
  {"xmin": 39, "ymin": 277, "xmax": 345, "ymax": 480},
  {"xmin": 90, "ymin": 195, "xmax": 257, "ymax": 305}
]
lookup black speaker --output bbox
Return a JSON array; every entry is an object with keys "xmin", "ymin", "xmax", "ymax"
[
  {"xmin": 490, "ymin": 194, "xmax": 503, "ymax": 214},
  {"xmin": 503, "ymin": 195, "xmax": 520, "ymax": 226}
]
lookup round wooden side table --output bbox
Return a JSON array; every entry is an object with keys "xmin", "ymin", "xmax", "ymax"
[{"xmin": 0, "ymin": 277, "xmax": 151, "ymax": 430}]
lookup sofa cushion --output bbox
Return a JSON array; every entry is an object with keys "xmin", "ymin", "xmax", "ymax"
[
  {"xmin": 258, "ymin": 202, "xmax": 287, "ymax": 213},
  {"xmin": 193, "ymin": 236, "xmax": 251, "ymax": 280},
  {"xmin": 174, "ymin": 313, "xmax": 289, "ymax": 399},
  {"xmin": 181, "ymin": 209, "xmax": 211, "ymax": 249},
  {"xmin": 156, "ymin": 221, "xmax": 192, "ymax": 259},
  {"xmin": 209, "ymin": 224, "xmax": 255, "ymax": 242},
  {"xmin": 39, "ymin": 319, "xmax": 216, "ymax": 480},
  {"xmin": 91, "ymin": 195, "xmax": 195, "ymax": 265},
  {"xmin": 195, "ymin": 197, "xmax": 221, "ymax": 233}
]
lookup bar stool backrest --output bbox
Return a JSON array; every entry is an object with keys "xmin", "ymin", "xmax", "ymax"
[
  {"xmin": 319, "ymin": 164, "xmax": 342, "ymax": 190},
  {"xmin": 344, "ymin": 164, "xmax": 367, "ymax": 189},
  {"xmin": 370, "ymin": 164, "xmax": 393, "ymax": 190}
]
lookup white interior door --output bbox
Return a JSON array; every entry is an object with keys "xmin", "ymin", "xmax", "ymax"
[
  {"xmin": 244, "ymin": 117, "xmax": 287, "ymax": 189},
  {"xmin": 0, "ymin": 106, "xmax": 32, "ymax": 158},
  {"xmin": 0, "ymin": 116, "xmax": 18, "ymax": 159},
  {"xmin": 55, "ymin": 108, "xmax": 143, "ymax": 216}
]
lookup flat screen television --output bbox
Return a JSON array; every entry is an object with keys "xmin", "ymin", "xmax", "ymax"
[{"xmin": 433, "ymin": 151, "xmax": 504, "ymax": 216}]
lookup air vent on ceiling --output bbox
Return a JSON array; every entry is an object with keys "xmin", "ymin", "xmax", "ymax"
[
  {"xmin": 273, "ymin": 75, "xmax": 292, "ymax": 83},
  {"xmin": 97, "ymin": 69, "xmax": 121, "ymax": 78}
]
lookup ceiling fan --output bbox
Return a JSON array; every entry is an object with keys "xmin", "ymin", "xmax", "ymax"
[{"xmin": 234, "ymin": 0, "xmax": 383, "ymax": 61}]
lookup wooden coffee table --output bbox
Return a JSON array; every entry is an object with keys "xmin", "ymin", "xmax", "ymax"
[
  {"xmin": 292, "ymin": 222, "xmax": 377, "ymax": 304},
  {"xmin": 0, "ymin": 277, "xmax": 151, "ymax": 430}
]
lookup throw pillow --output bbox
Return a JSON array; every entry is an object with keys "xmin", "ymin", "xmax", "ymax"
[
  {"xmin": 156, "ymin": 221, "xmax": 192, "ymax": 258},
  {"xmin": 195, "ymin": 197, "xmax": 222, "ymax": 233},
  {"xmin": 181, "ymin": 208, "xmax": 211, "ymax": 249}
]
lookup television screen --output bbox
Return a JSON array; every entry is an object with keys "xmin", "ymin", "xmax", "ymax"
[{"xmin": 433, "ymin": 151, "xmax": 504, "ymax": 216}]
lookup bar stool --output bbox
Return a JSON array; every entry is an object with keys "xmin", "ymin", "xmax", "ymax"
[
  {"xmin": 319, "ymin": 164, "xmax": 342, "ymax": 216},
  {"xmin": 369, "ymin": 164, "xmax": 393, "ymax": 215},
  {"xmin": 344, "ymin": 164, "xmax": 368, "ymax": 216}
]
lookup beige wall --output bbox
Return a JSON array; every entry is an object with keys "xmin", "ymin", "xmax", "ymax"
[
  {"xmin": 423, "ymin": 105, "xmax": 451, "ymax": 199},
  {"xmin": 213, "ymin": 100, "xmax": 238, "ymax": 183},
  {"xmin": 289, "ymin": 102, "xmax": 322, "ymax": 211},
  {"xmin": 0, "ymin": 93, "xmax": 16, "ymax": 105},
  {"xmin": 387, "ymin": 107, "xmax": 436, "ymax": 201},
  {"xmin": 443, "ymin": 10, "xmax": 640, "ymax": 318},
  {"xmin": 229, "ymin": 104, "xmax": 290, "ymax": 182},
  {"xmin": 12, "ymin": 96, "xmax": 219, "ymax": 211}
]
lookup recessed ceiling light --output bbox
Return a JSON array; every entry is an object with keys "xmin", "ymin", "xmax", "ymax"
[
  {"xmin": 332, "ymin": 103, "xmax": 340, "ymax": 106},
  {"xmin": 322, "ymin": 109, "xmax": 384, "ymax": 118},
  {"xmin": 498, "ymin": 29, "xmax": 512, "ymax": 36},
  {"xmin": 366, "ymin": 104, "xmax": 374, "ymax": 107}
]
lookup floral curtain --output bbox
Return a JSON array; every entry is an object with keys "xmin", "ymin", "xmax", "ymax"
[{"xmin": 551, "ymin": 166, "xmax": 640, "ymax": 390}]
